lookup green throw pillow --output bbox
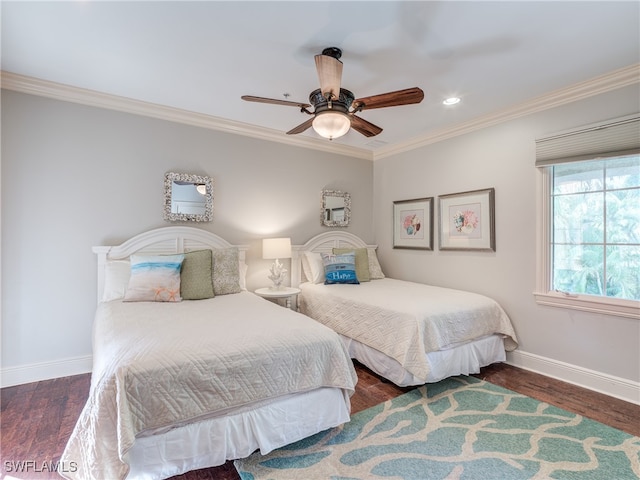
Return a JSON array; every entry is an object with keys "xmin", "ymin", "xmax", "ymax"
[
  {"xmin": 181, "ymin": 250, "xmax": 215, "ymax": 300},
  {"xmin": 333, "ymin": 247, "xmax": 371, "ymax": 282}
]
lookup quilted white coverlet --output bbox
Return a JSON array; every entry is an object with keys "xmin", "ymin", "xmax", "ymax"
[
  {"xmin": 61, "ymin": 292, "xmax": 357, "ymax": 480},
  {"xmin": 299, "ymin": 278, "xmax": 518, "ymax": 382}
]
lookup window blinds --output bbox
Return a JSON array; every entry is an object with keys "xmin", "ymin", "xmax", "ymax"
[{"xmin": 535, "ymin": 114, "xmax": 640, "ymax": 167}]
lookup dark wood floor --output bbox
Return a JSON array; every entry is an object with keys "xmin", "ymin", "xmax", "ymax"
[{"xmin": 2, "ymin": 362, "xmax": 638, "ymax": 479}]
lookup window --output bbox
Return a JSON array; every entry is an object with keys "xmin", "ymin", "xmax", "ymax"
[
  {"xmin": 552, "ymin": 156, "xmax": 639, "ymax": 299},
  {"xmin": 534, "ymin": 115, "xmax": 640, "ymax": 318}
]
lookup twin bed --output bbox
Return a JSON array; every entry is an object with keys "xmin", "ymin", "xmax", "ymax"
[
  {"xmin": 61, "ymin": 227, "xmax": 357, "ymax": 480},
  {"xmin": 62, "ymin": 227, "xmax": 517, "ymax": 480},
  {"xmin": 291, "ymin": 231, "xmax": 518, "ymax": 387}
]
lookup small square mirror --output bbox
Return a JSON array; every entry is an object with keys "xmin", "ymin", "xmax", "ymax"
[
  {"xmin": 321, "ymin": 190, "xmax": 350, "ymax": 227},
  {"xmin": 164, "ymin": 172, "xmax": 213, "ymax": 222}
]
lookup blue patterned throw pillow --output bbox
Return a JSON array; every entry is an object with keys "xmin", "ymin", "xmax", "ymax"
[{"xmin": 321, "ymin": 253, "xmax": 360, "ymax": 285}]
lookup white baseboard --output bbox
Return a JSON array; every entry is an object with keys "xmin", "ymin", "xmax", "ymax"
[
  {"xmin": 3, "ymin": 351, "xmax": 638, "ymax": 406},
  {"xmin": 507, "ymin": 350, "xmax": 640, "ymax": 405},
  {"xmin": 1, "ymin": 355, "xmax": 92, "ymax": 388}
]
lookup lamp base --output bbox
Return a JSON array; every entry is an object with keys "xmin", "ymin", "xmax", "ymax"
[{"xmin": 267, "ymin": 259, "xmax": 287, "ymax": 291}]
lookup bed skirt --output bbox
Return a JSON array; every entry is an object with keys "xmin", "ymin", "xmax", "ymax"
[
  {"xmin": 341, "ymin": 334, "xmax": 506, "ymax": 387},
  {"xmin": 126, "ymin": 387, "xmax": 350, "ymax": 479}
]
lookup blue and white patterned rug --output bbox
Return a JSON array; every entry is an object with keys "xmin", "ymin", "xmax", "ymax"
[{"xmin": 235, "ymin": 376, "xmax": 640, "ymax": 479}]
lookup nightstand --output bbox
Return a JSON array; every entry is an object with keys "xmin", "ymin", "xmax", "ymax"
[{"xmin": 254, "ymin": 287, "xmax": 301, "ymax": 310}]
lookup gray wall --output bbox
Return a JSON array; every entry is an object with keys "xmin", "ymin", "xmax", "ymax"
[
  {"xmin": 3, "ymin": 84, "xmax": 639, "ymax": 400},
  {"xmin": 374, "ymin": 84, "xmax": 640, "ymax": 387},
  {"xmin": 1, "ymin": 90, "xmax": 373, "ymax": 375}
]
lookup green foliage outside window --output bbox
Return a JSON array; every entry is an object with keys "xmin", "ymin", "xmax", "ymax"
[{"xmin": 551, "ymin": 156, "xmax": 640, "ymax": 301}]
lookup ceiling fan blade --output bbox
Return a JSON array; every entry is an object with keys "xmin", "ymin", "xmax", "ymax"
[
  {"xmin": 314, "ymin": 54, "xmax": 343, "ymax": 100},
  {"xmin": 350, "ymin": 115, "xmax": 383, "ymax": 137},
  {"xmin": 352, "ymin": 87, "xmax": 424, "ymax": 111},
  {"xmin": 286, "ymin": 118, "xmax": 314, "ymax": 135},
  {"xmin": 241, "ymin": 95, "xmax": 311, "ymax": 109}
]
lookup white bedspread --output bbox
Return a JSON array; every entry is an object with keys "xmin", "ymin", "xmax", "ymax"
[
  {"xmin": 60, "ymin": 292, "xmax": 357, "ymax": 480},
  {"xmin": 299, "ymin": 278, "xmax": 518, "ymax": 382}
]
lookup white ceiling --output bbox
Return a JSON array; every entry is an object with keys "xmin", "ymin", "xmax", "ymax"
[{"xmin": 2, "ymin": 1, "xmax": 639, "ymax": 154}]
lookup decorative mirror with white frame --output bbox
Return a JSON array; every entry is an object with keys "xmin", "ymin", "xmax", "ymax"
[
  {"xmin": 321, "ymin": 189, "xmax": 351, "ymax": 227},
  {"xmin": 163, "ymin": 172, "xmax": 213, "ymax": 222}
]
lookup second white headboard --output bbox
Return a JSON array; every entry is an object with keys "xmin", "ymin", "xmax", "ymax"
[{"xmin": 291, "ymin": 231, "xmax": 377, "ymax": 287}]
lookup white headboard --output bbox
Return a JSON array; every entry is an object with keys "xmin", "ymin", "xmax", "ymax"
[
  {"xmin": 291, "ymin": 231, "xmax": 377, "ymax": 287},
  {"xmin": 92, "ymin": 226, "xmax": 249, "ymax": 301}
]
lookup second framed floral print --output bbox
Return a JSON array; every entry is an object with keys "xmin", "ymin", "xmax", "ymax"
[{"xmin": 438, "ymin": 188, "xmax": 495, "ymax": 251}]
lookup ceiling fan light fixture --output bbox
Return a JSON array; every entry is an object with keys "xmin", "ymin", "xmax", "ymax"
[
  {"xmin": 242, "ymin": 49, "xmax": 423, "ymax": 139},
  {"xmin": 312, "ymin": 110, "xmax": 351, "ymax": 139},
  {"xmin": 443, "ymin": 97, "xmax": 461, "ymax": 106}
]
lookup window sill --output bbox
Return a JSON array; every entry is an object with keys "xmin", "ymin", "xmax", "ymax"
[{"xmin": 533, "ymin": 291, "xmax": 639, "ymax": 319}]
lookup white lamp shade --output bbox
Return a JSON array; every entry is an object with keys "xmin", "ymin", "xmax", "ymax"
[
  {"xmin": 262, "ymin": 238, "xmax": 292, "ymax": 259},
  {"xmin": 312, "ymin": 111, "xmax": 351, "ymax": 139}
]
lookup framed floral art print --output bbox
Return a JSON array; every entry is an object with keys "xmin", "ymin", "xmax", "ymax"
[
  {"xmin": 438, "ymin": 188, "xmax": 495, "ymax": 251},
  {"xmin": 393, "ymin": 197, "xmax": 434, "ymax": 250}
]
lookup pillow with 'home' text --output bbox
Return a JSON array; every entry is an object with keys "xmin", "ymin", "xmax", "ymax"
[{"xmin": 321, "ymin": 253, "xmax": 360, "ymax": 285}]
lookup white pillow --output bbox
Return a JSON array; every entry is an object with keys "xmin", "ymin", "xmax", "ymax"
[
  {"xmin": 302, "ymin": 251, "xmax": 325, "ymax": 284},
  {"xmin": 102, "ymin": 260, "xmax": 130, "ymax": 302},
  {"xmin": 301, "ymin": 254, "xmax": 312, "ymax": 282},
  {"xmin": 239, "ymin": 261, "xmax": 248, "ymax": 290}
]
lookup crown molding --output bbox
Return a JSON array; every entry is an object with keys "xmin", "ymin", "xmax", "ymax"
[
  {"xmin": 374, "ymin": 63, "xmax": 640, "ymax": 160},
  {"xmin": 3, "ymin": 65, "xmax": 638, "ymax": 162},
  {"xmin": 0, "ymin": 71, "xmax": 373, "ymax": 161}
]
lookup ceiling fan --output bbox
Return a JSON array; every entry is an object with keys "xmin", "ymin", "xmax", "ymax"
[{"xmin": 241, "ymin": 47, "xmax": 424, "ymax": 140}]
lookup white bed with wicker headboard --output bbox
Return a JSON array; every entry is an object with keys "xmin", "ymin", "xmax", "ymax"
[
  {"xmin": 292, "ymin": 231, "xmax": 518, "ymax": 387},
  {"xmin": 61, "ymin": 227, "xmax": 357, "ymax": 480}
]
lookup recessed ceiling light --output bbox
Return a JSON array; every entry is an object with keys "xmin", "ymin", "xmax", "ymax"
[{"xmin": 443, "ymin": 97, "xmax": 461, "ymax": 106}]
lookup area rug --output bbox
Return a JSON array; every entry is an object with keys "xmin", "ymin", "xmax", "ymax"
[{"xmin": 234, "ymin": 376, "xmax": 640, "ymax": 479}]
